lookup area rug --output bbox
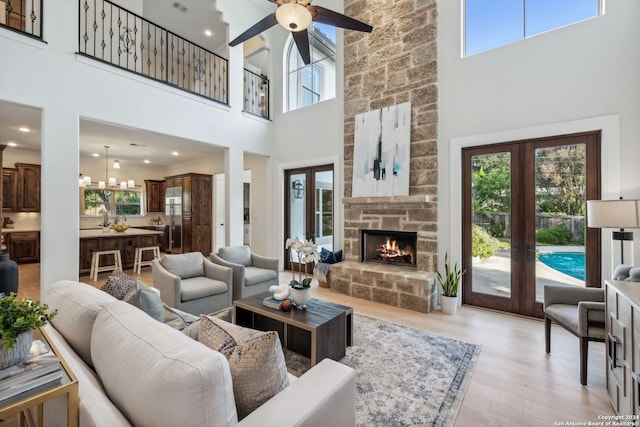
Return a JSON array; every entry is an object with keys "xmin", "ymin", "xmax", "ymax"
[{"xmin": 285, "ymin": 313, "xmax": 481, "ymax": 427}]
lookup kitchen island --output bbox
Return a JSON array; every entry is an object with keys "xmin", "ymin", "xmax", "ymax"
[{"xmin": 79, "ymin": 228, "xmax": 163, "ymax": 276}]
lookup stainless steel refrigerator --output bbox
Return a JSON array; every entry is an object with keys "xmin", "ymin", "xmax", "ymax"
[{"xmin": 165, "ymin": 186, "xmax": 182, "ymax": 253}]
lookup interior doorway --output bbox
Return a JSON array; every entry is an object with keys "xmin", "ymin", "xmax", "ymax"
[
  {"xmin": 461, "ymin": 131, "xmax": 601, "ymax": 317},
  {"xmin": 284, "ymin": 165, "xmax": 334, "ymax": 271}
]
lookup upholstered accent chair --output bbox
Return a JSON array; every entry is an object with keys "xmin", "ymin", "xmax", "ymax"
[
  {"xmin": 152, "ymin": 252, "xmax": 232, "ymax": 315},
  {"xmin": 211, "ymin": 245, "xmax": 279, "ymax": 300},
  {"xmin": 544, "ymin": 265, "xmax": 640, "ymax": 385}
]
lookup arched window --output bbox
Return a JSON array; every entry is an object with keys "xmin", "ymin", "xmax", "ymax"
[{"xmin": 285, "ymin": 24, "xmax": 336, "ymax": 112}]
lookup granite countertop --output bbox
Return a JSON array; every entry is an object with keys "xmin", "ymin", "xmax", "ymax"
[
  {"xmin": 79, "ymin": 228, "xmax": 163, "ymax": 239},
  {"xmin": 1, "ymin": 228, "xmax": 40, "ymax": 233}
]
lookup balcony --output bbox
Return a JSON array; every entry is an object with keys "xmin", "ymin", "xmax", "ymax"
[
  {"xmin": 243, "ymin": 68, "xmax": 270, "ymax": 120},
  {"xmin": 0, "ymin": 0, "xmax": 42, "ymax": 39},
  {"xmin": 78, "ymin": 0, "xmax": 228, "ymax": 105}
]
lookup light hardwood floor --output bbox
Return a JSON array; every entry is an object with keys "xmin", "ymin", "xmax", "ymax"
[{"xmin": 18, "ymin": 263, "xmax": 613, "ymax": 426}]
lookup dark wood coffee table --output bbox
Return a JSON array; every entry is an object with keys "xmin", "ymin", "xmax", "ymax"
[{"xmin": 233, "ymin": 292, "xmax": 353, "ymax": 366}]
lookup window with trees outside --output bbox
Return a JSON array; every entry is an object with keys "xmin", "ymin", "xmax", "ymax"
[
  {"xmin": 286, "ymin": 23, "xmax": 336, "ymax": 112},
  {"xmin": 82, "ymin": 188, "xmax": 142, "ymax": 216},
  {"xmin": 315, "ymin": 187, "xmax": 333, "ymax": 238},
  {"xmin": 464, "ymin": 0, "xmax": 602, "ymax": 57}
]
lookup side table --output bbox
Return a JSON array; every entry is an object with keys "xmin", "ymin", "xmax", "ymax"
[{"xmin": 0, "ymin": 327, "xmax": 78, "ymax": 427}]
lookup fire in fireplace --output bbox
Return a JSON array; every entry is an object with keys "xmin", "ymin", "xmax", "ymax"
[{"xmin": 361, "ymin": 229, "xmax": 417, "ymax": 268}]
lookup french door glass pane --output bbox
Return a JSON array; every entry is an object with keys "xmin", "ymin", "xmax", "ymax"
[
  {"xmin": 534, "ymin": 144, "xmax": 586, "ymax": 303},
  {"xmin": 289, "ymin": 173, "xmax": 307, "ymax": 260},
  {"xmin": 315, "ymin": 170, "xmax": 333, "ymax": 252},
  {"xmin": 471, "ymin": 152, "xmax": 512, "ymax": 297}
]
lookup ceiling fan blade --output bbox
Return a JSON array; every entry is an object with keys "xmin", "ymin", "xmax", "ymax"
[
  {"xmin": 229, "ymin": 13, "xmax": 278, "ymax": 47},
  {"xmin": 292, "ymin": 29, "xmax": 311, "ymax": 65},
  {"xmin": 307, "ymin": 6, "xmax": 373, "ymax": 33}
]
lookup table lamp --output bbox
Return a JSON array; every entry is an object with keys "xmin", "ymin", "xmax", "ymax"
[{"xmin": 587, "ymin": 198, "xmax": 640, "ymax": 266}]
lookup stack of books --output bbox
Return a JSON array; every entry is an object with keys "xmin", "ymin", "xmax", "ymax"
[
  {"xmin": 0, "ymin": 340, "xmax": 62, "ymax": 401},
  {"xmin": 262, "ymin": 296, "xmax": 285, "ymax": 310}
]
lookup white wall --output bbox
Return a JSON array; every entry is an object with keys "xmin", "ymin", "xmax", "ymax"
[
  {"xmin": 438, "ymin": 1, "xmax": 640, "ymax": 275},
  {"xmin": 0, "ymin": 1, "xmax": 277, "ymax": 292}
]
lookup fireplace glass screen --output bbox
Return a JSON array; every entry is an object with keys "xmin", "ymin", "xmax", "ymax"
[{"xmin": 361, "ymin": 229, "xmax": 417, "ymax": 268}]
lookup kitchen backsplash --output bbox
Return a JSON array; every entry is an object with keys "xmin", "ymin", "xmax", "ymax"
[{"xmin": 3, "ymin": 212, "xmax": 41, "ymax": 230}]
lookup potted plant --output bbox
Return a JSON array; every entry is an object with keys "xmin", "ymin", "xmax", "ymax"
[
  {"xmin": 0, "ymin": 293, "xmax": 57, "ymax": 369},
  {"xmin": 99, "ymin": 209, "xmax": 111, "ymax": 233},
  {"xmin": 285, "ymin": 237, "xmax": 320, "ymax": 308},
  {"xmin": 437, "ymin": 253, "xmax": 465, "ymax": 315}
]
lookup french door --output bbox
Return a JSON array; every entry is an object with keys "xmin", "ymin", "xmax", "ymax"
[
  {"xmin": 284, "ymin": 165, "xmax": 334, "ymax": 271},
  {"xmin": 461, "ymin": 132, "xmax": 601, "ymax": 317}
]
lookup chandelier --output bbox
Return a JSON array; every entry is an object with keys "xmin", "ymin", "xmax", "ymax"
[{"xmin": 79, "ymin": 146, "xmax": 135, "ymax": 189}]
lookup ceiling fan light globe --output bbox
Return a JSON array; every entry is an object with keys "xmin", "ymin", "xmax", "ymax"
[{"xmin": 276, "ymin": 3, "xmax": 312, "ymax": 32}]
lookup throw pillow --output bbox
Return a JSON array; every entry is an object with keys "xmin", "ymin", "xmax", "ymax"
[
  {"xmin": 320, "ymin": 247, "xmax": 336, "ymax": 264},
  {"xmin": 198, "ymin": 315, "xmax": 289, "ymax": 419},
  {"xmin": 163, "ymin": 304, "xmax": 200, "ymax": 331},
  {"xmin": 100, "ymin": 269, "xmax": 136, "ymax": 300},
  {"xmin": 123, "ymin": 280, "xmax": 164, "ymax": 322},
  {"xmin": 181, "ymin": 307, "xmax": 233, "ymax": 340}
]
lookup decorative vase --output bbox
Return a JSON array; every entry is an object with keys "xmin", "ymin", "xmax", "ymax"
[
  {"xmin": 290, "ymin": 287, "xmax": 312, "ymax": 309},
  {"xmin": 0, "ymin": 253, "xmax": 19, "ymax": 294},
  {"xmin": 0, "ymin": 330, "xmax": 33, "ymax": 369},
  {"xmin": 440, "ymin": 295, "xmax": 458, "ymax": 315}
]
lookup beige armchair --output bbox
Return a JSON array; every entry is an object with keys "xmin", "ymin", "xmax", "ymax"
[
  {"xmin": 544, "ymin": 285, "xmax": 605, "ymax": 385},
  {"xmin": 210, "ymin": 245, "xmax": 279, "ymax": 300},
  {"xmin": 152, "ymin": 252, "xmax": 232, "ymax": 315}
]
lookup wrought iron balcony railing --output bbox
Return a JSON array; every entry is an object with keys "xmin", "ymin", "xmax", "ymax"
[
  {"xmin": 243, "ymin": 68, "xmax": 270, "ymax": 120},
  {"xmin": 79, "ymin": 0, "xmax": 228, "ymax": 105},
  {"xmin": 1, "ymin": 0, "xmax": 43, "ymax": 39}
]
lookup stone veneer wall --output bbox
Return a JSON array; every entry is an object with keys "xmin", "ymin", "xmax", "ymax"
[{"xmin": 333, "ymin": 0, "xmax": 438, "ymax": 312}]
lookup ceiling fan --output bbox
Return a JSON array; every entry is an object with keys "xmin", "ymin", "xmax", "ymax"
[{"xmin": 229, "ymin": 0, "xmax": 373, "ymax": 65}]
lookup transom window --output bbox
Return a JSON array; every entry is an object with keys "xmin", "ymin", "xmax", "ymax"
[
  {"xmin": 285, "ymin": 24, "xmax": 336, "ymax": 112},
  {"xmin": 82, "ymin": 188, "xmax": 142, "ymax": 216},
  {"xmin": 464, "ymin": 0, "xmax": 602, "ymax": 57}
]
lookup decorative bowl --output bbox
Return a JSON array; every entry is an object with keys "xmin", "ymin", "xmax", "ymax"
[{"xmin": 112, "ymin": 224, "xmax": 129, "ymax": 232}]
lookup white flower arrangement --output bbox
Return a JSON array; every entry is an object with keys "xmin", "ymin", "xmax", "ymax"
[{"xmin": 285, "ymin": 237, "xmax": 320, "ymax": 289}]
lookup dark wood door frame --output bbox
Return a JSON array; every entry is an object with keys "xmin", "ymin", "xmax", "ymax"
[
  {"xmin": 462, "ymin": 131, "xmax": 601, "ymax": 317},
  {"xmin": 284, "ymin": 164, "xmax": 333, "ymax": 271}
]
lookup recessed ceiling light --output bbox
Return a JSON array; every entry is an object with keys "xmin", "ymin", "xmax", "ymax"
[
  {"xmin": 143, "ymin": 160, "xmax": 150, "ymax": 164},
  {"xmin": 18, "ymin": 127, "xmax": 30, "ymax": 133},
  {"xmin": 7, "ymin": 142, "xmax": 17, "ymax": 147},
  {"xmin": 171, "ymin": 151, "xmax": 179, "ymax": 156},
  {"xmin": 204, "ymin": 29, "xmax": 213, "ymax": 37},
  {"xmin": 92, "ymin": 153, "xmax": 100, "ymax": 157}
]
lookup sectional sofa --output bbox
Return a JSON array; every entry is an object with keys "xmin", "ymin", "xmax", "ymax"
[{"xmin": 38, "ymin": 280, "xmax": 356, "ymax": 426}]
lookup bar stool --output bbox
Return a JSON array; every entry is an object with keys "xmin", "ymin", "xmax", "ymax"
[
  {"xmin": 90, "ymin": 249, "xmax": 123, "ymax": 281},
  {"xmin": 133, "ymin": 245, "xmax": 161, "ymax": 275}
]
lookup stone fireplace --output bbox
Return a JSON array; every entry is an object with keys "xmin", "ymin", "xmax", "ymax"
[
  {"xmin": 361, "ymin": 229, "xmax": 417, "ymax": 268},
  {"xmin": 330, "ymin": 0, "xmax": 438, "ymax": 313}
]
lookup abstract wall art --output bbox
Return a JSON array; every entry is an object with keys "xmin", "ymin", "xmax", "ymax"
[{"xmin": 352, "ymin": 102, "xmax": 411, "ymax": 197}]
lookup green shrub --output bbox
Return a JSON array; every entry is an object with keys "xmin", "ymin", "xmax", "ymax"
[
  {"xmin": 536, "ymin": 226, "xmax": 573, "ymax": 245},
  {"xmin": 488, "ymin": 217, "xmax": 504, "ymax": 238},
  {"xmin": 472, "ymin": 225, "xmax": 500, "ymax": 258}
]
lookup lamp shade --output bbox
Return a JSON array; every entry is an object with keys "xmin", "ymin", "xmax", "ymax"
[
  {"xmin": 587, "ymin": 199, "xmax": 640, "ymax": 229},
  {"xmin": 276, "ymin": 3, "xmax": 312, "ymax": 32}
]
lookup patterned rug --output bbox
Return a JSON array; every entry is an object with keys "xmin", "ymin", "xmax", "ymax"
[{"xmin": 285, "ymin": 313, "xmax": 481, "ymax": 427}]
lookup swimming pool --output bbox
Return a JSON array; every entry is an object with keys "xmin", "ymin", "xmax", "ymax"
[{"xmin": 538, "ymin": 252, "xmax": 585, "ymax": 281}]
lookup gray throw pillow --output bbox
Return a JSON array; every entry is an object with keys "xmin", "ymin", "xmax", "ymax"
[
  {"xmin": 163, "ymin": 304, "xmax": 200, "ymax": 330},
  {"xmin": 123, "ymin": 280, "xmax": 164, "ymax": 322},
  {"xmin": 100, "ymin": 269, "xmax": 136, "ymax": 300}
]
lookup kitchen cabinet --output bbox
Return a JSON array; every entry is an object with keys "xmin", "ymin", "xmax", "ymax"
[
  {"xmin": 6, "ymin": 231, "xmax": 40, "ymax": 263},
  {"xmin": 15, "ymin": 163, "xmax": 40, "ymax": 212},
  {"xmin": 145, "ymin": 180, "xmax": 165, "ymax": 213},
  {"xmin": 79, "ymin": 230, "xmax": 161, "ymax": 274},
  {"xmin": 2, "ymin": 168, "xmax": 17, "ymax": 212},
  {"xmin": 164, "ymin": 173, "xmax": 212, "ymax": 255}
]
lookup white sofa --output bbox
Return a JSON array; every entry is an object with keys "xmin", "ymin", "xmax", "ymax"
[{"xmin": 39, "ymin": 280, "xmax": 356, "ymax": 427}]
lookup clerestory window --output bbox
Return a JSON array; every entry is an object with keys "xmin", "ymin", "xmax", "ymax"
[
  {"xmin": 285, "ymin": 23, "xmax": 336, "ymax": 112},
  {"xmin": 464, "ymin": 0, "xmax": 603, "ymax": 57}
]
